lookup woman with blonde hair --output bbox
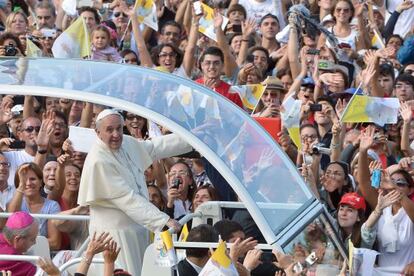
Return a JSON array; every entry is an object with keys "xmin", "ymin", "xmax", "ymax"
[{"xmin": 5, "ymin": 11, "xmax": 28, "ymax": 36}]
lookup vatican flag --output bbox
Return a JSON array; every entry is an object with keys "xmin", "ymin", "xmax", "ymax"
[
  {"xmin": 230, "ymin": 84, "xmax": 266, "ymax": 111},
  {"xmin": 199, "ymin": 240, "xmax": 238, "ymax": 276},
  {"xmin": 52, "ymin": 16, "xmax": 91, "ymax": 58}
]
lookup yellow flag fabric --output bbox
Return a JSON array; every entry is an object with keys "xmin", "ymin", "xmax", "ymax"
[
  {"xmin": 179, "ymin": 223, "xmax": 189, "ymax": 242},
  {"xmin": 287, "ymin": 127, "xmax": 301, "ymax": 150},
  {"xmin": 51, "ymin": 16, "xmax": 91, "ymax": 58},
  {"xmin": 230, "ymin": 84, "xmax": 266, "ymax": 111},
  {"xmin": 341, "ymin": 95, "xmax": 400, "ymax": 125},
  {"xmin": 160, "ymin": 230, "xmax": 173, "ymax": 251},
  {"xmin": 281, "ymin": 95, "xmax": 302, "ymax": 150},
  {"xmin": 26, "ymin": 38, "xmax": 42, "ymax": 57},
  {"xmin": 211, "ymin": 240, "xmax": 231, "ymax": 268},
  {"xmin": 198, "ymin": 2, "xmax": 229, "ymax": 41},
  {"xmin": 371, "ymin": 29, "xmax": 385, "ymax": 49}
]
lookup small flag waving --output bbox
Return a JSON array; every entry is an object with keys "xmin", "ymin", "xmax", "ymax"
[
  {"xmin": 135, "ymin": 0, "xmax": 158, "ymax": 31},
  {"xmin": 371, "ymin": 29, "xmax": 385, "ymax": 49},
  {"xmin": 26, "ymin": 38, "xmax": 42, "ymax": 57},
  {"xmin": 349, "ymin": 240, "xmax": 379, "ymax": 276},
  {"xmin": 159, "ymin": 230, "xmax": 177, "ymax": 266},
  {"xmin": 281, "ymin": 95, "xmax": 302, "ymax": 149},
  {"xmin": 230, "ymin": 84, "xmax": 266, "ymax": 111},
  {"xmin": 179, "ymin": 223, "xmax": 189, "ymax": 242},
  {"xmin": 198, "ymin": 2, "xmax": 229, "ymax": 42},
  {"xmin": 199, "ymin": 240, "xmax": 238, "ymax": 276},
  {"xmin": 341, "ymin": 95, "xmax": 400, "ymax": 126},
  {"xmin": 52, "ymin": 16, "xmax": 91, "ymax": 58}
]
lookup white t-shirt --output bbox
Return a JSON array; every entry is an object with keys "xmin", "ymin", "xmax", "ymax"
[
  {"xmin": 385, "ymin": 0, "xmax": 414, "ymax": 38},
  {"xmin": 376, "ymin": 206, "xmax": 414, "ymax": 268},
  {"xmin": 238, "ymin": 0, "xmax": 286, "ymax": 28},
  {"xmin": 0, "ymin": 185, "xmax": 15, "ymax": 210},
  {"xmin": 3, "ymin": 150, "xmax": 34, "ymax": 188}
]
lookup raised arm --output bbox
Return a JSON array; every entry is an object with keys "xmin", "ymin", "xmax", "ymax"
[
  {"xmin": 47, "ymin": 154, "xmax": 69, "ymax": 201},
  {"xmin": 237, "ymin": 18, "xmax": 256, "ymax": 66},
  {"xmin": 400, "ymin": 102, "xmax": 413, "ymax": 156},
  {"xmin": 287, "ymin": 16, "xmax": 301, "ymax": 79},
  {"xmin": 129, "ymin": 9, "xmax": 154, "ymax": 68},
  {"xmin": 7, "ymin": 164, "xmax": 29, "ymax": 212},
  {"xmin": 182, "ymin": 11, "xmax": 200, "ymax": 78},
  {"xmin": 214, "ymin": 11, "xmax": 238, "ymax": 78},
  {"xmin": 80, "ymin": 102, "xmax": 93, "ymax": 128},
  {"xmin": 34, "ymin": 111, "xmax": 55, "ymax": 169},
  {"xmin": 364, "ymin": 189, "xmax": 400, "ymax": 229},
  {"xmin": 357, "ymin": 126, "xmax": 379, "ymax": 209}
]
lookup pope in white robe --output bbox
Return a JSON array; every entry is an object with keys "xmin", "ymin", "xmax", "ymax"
[{"xmin": 78, "ymin": 109, "xmax": 192, "ymax": 275}]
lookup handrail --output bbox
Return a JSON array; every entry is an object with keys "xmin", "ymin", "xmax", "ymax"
[
  {"xmin": 0, "ymin": 255, "xmax": 40, "ymax": 262},
  {"xmin": 58, "ymin": 257, "xmax": 105, "ymax": 272},
  {"xmin": 173, "ymin": 242, "xmax": 275, "ymax": 250},
  {"xmin": 167, "ymin": 212, "xmax": 202, "ymax": 234},
  {"xmin": 0, "ymin": 213, "xmax": 89, "ymax": 221}
]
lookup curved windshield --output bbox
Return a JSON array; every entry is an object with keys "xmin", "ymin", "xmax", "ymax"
[{"xmin": 0, "ymin": 57, "xmax": 314, "ymax": 243}]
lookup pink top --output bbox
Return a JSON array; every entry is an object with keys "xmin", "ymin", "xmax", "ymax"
[{"xmin": 0, "ymin": 234, "xmax": 36, "ymax": 276}]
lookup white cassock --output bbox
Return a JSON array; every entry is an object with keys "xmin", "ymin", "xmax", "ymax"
[{"xmin": 78, "ymin": 134, "xmax": 192, "ymax": 275}]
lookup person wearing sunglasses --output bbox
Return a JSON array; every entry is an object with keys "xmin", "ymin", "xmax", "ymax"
[
  {"xmin": 358, "ymin": 127, "xmax": 414, "ymax": 272},
  {"xmin": 2, "ymin": 117, "xmax": 41, "ymax": 188},
  {"xmin": 111, "ymin": 6, "xmax": 128, "ymax": 40}
]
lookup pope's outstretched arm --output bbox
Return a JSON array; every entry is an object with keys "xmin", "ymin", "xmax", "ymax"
[
  {"xmin": 78, "ymin": 160, "xmax": 170, "ymax": 232},
  {"xmin": 141, "ymin": 133, "xmax": 193, "ymax": 162}
]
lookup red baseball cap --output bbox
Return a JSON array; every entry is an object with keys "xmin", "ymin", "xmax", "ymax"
[{"xmin": 339, "ymin": 192, "xmax": 366, "ymax": 211}]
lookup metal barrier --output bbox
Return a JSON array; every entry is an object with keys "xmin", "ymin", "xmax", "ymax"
[{"xmin": 0, "ymin": 213, "xmax": 89, "ymax": 221}]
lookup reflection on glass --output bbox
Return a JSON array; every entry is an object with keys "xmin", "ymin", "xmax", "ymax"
[
  {"xmin": 283, "ymin": 215, "xmax": 344, "ymax": 275},
  {"xmin": 0, "ymin": 58, "xmax": 314, "ymax": 238}
]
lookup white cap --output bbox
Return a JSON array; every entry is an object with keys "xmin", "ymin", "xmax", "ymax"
[
  {"xmin": 321, "ymin": 14, "xmax": 334, "ymax": 25},
  {"xmin": 96, "ymin": 109, "xmax": 122, "ymax": 122}
]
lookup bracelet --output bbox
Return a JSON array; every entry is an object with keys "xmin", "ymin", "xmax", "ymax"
[
  {"xmin": 241, "ymin": 39, "xmax": 249, "ymax": 42},
  {"xmin": 330, "ymin": 143, "xmax": 340, "ymax": 149},
  {"xmin": 16, "ymin": 189, "xmax": 24, "ymax": 194},
  {"xmin": 82, "ymin": 256, "xmax": 92, "ymax": 265}
]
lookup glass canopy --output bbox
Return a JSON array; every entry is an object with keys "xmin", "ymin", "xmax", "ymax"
[{"xmin": 0, "ymin": 57, "xmax": 315, "ymax": 246}]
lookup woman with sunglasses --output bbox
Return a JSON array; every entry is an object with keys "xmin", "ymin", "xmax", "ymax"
[
  {"xmin": 129, "ymin": 5, "xmax": 198, "ymax": 78},
  {"xmin": 358, "ymin": 127, "xmax": 414, "ymax": 271},
  {"xmin": 326, "ymin": 0, "xmax": 368, "ymax": 63},
  {"xmin": 122, "ymin": 111, "xmax": 148, "ymax": 140},
  {"xmin": 7, "ymin": 163, "xmax": 62, "ymax": 250}
]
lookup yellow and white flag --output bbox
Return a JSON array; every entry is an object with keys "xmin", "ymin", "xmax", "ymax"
[
  {"xmin": 51, "ymin": 16, "xmax": 91, "ymax": 58},
  {"xmin": 179, "ymin": 223, "xmax": 189, "ymax": 242},
  {"xmin": 159, "ymin": 230, "xmax": 177, "ymax": 266},
  {"xmin": 371, "ymin": 29, "xmax": 385, "ymax": 49},
  {"xmin": 135, "ymin": 0, "xmax": 158, "ymax": 31},
  {"xmin": 230, "ymin": 84, "xmax": 266, "ymax": 111},
  {"xmin": 26, "ymin": 38, "xmax": 42, "ymax": 57},
  {"xmin": 281, "ymin": 94, "xmax": 302, "ymax": 149},
  {"xmin": 198, "ymin": 3, "xmax": 229, "ymax": 42},
  {"xmin": 341, "ymin": 95, "xmax": 400, "ymax": 126},
  {"xmin": 199, "ymin": 240, "xmax": 238, "ymax": 276}
]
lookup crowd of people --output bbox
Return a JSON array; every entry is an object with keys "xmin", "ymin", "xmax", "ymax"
[{"xmin": 0, "ymin": 0, "xmax": 412, "ymax": 275}]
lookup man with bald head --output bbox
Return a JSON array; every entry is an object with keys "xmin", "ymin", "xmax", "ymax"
[{"xmin": 78, "ymin": 109, "xmax": 192, "ymax": 275}]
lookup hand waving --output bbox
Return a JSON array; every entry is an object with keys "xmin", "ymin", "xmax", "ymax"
[{"xmin": 359, "ymin": 126, "xmax": 375, "ymax": 152}]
